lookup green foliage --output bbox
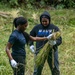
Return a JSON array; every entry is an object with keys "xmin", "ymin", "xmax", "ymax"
[
  {"xmin": 0, "ymin": 3, "xmax": 10, "ymax": 10},
  {"xmin": 40, "ymin": 0, "xmax": 46, "ymax": 8},
  {"xmin": 63, "ymin": 0, "xmax": 75, "ymax": 8},
  {"xmin": 56, "ymin": 4, "xmax": 65, "ymax": 9},
  {"xmin": 68, "ymin": 18, "xmax": 75, "ymax": 27},
  {"xmin": 9, "ymin": 0, "xmax": 19, "ymax": 6},
  {"xmin": 0, "ymin": 0, "xmax": 75, "ymax": 8}
]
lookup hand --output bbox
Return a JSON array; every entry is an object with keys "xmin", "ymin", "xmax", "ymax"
[
  {"xmin": 30, "ymin": 45, "xmax": 35, "ymax": 53},
  {"xmin": 47, "ymin": 34, "xmax": 53, "ymax": 40},
  {"xmin": 10, "ymin": 59, "xmax": 17, "ymax": 68},
  {"xmin": 48, "ymin": 40, "xmax": 56, "ymax": 45}
]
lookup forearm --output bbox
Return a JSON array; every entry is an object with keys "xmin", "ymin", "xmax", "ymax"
[
  {"xmin": 6, "ymin": 48, "xmax": 18, "ymax": 68},
  {"xmin": 5, "ymin": 43, "xmax": 13, "ymax": 60},
  {"xmin": 6, "ymin": 49, "xmax": 13, "ymax": 60},
  {"xmin": 30, "ymin": 36, "xmax": 48, "ymax": 41}
]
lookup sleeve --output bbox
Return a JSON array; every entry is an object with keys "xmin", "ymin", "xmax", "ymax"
[
  {"xmin": 56, "ymin": 36, "xmax": 62, "ymax": 46},
  {"xmin": 54, "ymin": 26, "xmax": 62, "ymax": 46},
  {"xmin": 8, "ymin": 34, "xmax": 16, "ymax": 45}
]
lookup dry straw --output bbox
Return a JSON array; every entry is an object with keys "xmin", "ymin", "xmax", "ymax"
[{"xmin": 35, "ymin": 31, "xmax": 61, "ymax": 67}]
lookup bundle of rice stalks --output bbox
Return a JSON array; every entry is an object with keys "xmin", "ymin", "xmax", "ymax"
[{"xmin": 35, "ymin": 31, "xmax": 61, "ymax": 67}]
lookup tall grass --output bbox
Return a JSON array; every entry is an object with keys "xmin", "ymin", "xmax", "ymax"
[{"xmin": 0, "ymin": 8, "xmax": 75, "ymax": 75}]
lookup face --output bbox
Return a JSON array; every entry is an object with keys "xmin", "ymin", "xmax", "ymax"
[
  {"xmin": 20, "ymin": 23, "xmax": 28, "ymax": 32},
  {"xmin": 41, "ymin": 18, "xmax": 49, "ymax": 27}
]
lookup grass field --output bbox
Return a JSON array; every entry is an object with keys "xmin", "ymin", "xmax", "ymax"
[{"xmin": 0, "ymin": 8, "xmax": 75, "ymax": 75}]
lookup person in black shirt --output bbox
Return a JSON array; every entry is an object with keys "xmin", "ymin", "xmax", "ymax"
[
  {"xmin": 30, "ymin": 11, "xmax": 62, "ymax": 75},
  {"xmin": 5, "ymin": 17, "xmax": 52, "ymax": 75}
]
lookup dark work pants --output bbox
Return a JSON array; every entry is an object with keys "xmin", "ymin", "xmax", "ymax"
[
  {"xmin": 9, "ymin": 55, "xmax": 26, "ymax": 75},
  {"xmin": 33, "ymin": 50, "xmax": 60, "ymax": 75}
]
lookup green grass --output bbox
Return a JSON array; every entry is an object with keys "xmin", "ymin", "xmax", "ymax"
[{"xmin": 0, "ymin": 7, "xmax": 75, "ymax": 75}]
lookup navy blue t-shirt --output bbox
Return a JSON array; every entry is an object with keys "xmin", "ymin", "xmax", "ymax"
[{"xmin": 8, "ymin": 30, "xmax": 26, "ymax": 56}]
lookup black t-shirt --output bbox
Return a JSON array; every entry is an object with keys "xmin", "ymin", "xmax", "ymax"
[{"xmin": 8, "ymin": 30, "xmax": 28, "ymax": 56}]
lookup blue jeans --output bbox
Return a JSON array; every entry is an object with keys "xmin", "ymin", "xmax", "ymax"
[{"xmin": 33, "ymin": 50, "xmax": 60, "ymax": 75}]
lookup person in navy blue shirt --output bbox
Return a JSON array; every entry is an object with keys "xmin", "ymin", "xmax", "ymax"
[
  {"xmin": 5, "ymin": 17, "xmax": 52, "ymax": 75},
  {"xmin": 29, "ymin": 11, "xmax": 62, "ymax": 75}
]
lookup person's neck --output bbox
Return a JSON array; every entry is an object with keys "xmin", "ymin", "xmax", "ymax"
[
  {"xmin": 16, "ymin": 27, "xmax": 19, "ymax": 31},
  {"xmin": 16, "ymin": 27, "xmax": 24, "ymax": 33}
]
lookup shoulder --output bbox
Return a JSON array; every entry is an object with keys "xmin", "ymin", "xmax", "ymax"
[
  {"xmin": 11, "ymin": 30, "xmax": 18, "ymax": 37},
  {"xmin": 8, "ymin": 30, "xmax": 18, "ymax": 43},
  {"xmin": 50, "ymin": 24, "xmax": 58, "ymax": 27},
  {"xmin": 49, "ymin": 24, "xmax": 60, "ymax": 32},
  {"xmin": 50, "ymin": 24, "xmax": 59, "ymax": 29},
  {"xmin": 10, "ymin": 30, "xmax": 16, "ymax": 37}
]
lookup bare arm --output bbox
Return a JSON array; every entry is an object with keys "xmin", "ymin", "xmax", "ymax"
[
  {"xmin": 30, "ymin": 36, "xmax": 48, "ymax": 41},
  {"xmin": 5, "ymin": 42, "xmax": 13, "ymax": 60}
]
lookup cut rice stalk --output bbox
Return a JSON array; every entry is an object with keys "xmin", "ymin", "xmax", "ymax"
[{"xmin": 35, "ymin": 31, "xmax": 61, "ymax": 67}]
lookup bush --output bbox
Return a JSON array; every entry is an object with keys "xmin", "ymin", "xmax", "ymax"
[
  {"xmin": 0, "ymin": 0, "xmax": 75, "ymax": 8},
  {"xmin": 63, "ymin": 0, "xmax": 75, "ymax": 8}
]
